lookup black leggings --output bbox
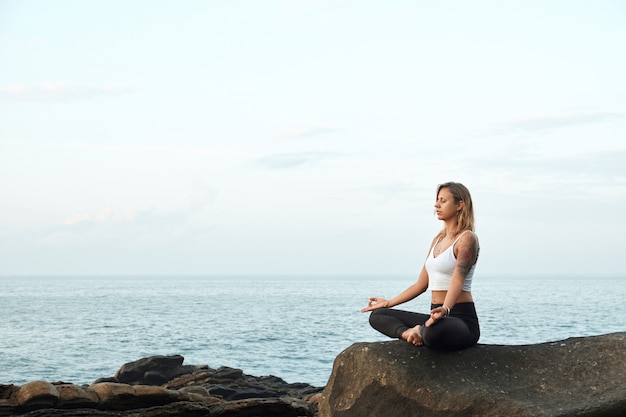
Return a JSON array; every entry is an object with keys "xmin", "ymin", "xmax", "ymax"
[{"xmin": 368, "ymin": 302, "xmax": 480, "ymax": 350}]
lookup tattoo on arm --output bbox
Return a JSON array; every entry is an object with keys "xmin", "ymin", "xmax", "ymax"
[{"xmin": 455, "ymin": 235, "xmax": 479, "ymax": 278}]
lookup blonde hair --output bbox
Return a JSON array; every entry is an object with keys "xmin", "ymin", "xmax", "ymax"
[{"xmin": 436, "ymin": 182, "xmax": 475, "ymax": 239}]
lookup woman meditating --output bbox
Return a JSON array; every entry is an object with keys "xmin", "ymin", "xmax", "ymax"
[{"xmin": 361, "ymin": 182, "xmax": 480, "ymax": 350}]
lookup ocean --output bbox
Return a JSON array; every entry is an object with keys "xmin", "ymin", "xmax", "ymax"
[{"xmin": 1, "ymin": 275, "xmax": 624, "ymax": 387}]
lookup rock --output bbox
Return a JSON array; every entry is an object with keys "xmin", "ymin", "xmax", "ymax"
[
  {"xmin": 17, "ymin": 409, "xmax": 122, "ymax": 416},
  {"xmin": 54, "ymin": 383, "xmax": 99, "ymax": 409},
  {"xmin": 207, "ymin": 397, "xmax": 317, "ymax": 417},
  {"xmin": 164, "ymin": 366, "xmax": 323, "ymax": 401},
  {"xmin": 1, "ymin": 355, "xmax": 323, "ymax": 416},
  {"xmin": 130, "ymin": 385, "xmax": 184, "ymax": 408},
  {"xmin": 13, "ymin": 402, "xmax": 213, "ymax": 417},
  {"xmin": 0, "ymin": 385, "xmax": 19, "ymax": 415},
  {"xmin": 91, "ymin": 377, "xmax": 116, "ymax": 384},
  {"xmin": 175, "ymin": 385, "xmax": 222, "ymax": 405},
  {"xmin": 126, "ymin": 401, "xmax": 214, "ymax": 417},
  {"xmin": 89, "ymin": 382, "xmax": 190, "ymax": 411},
  {"xmin": 89, "ymin": 382, "xmax": 135, "ymax": 410},
  {"xmin": 113, "ymin": 355, "xmax": 194, "ymax": 385},
  {"xmin": 12, "ymin": 398, "xmax": 315, "ymax": 417},
  {"xmin": 15, "ymin": 381, "xmax": 59, "ymax": 412},
  {"xmin": 319, "ymin": 332, "xmax": 626, "ymax": 417}
]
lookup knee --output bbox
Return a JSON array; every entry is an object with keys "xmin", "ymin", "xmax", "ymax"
[{"xmin": 368, "ymin": 308, "xmax": 387, "ymax": 326}]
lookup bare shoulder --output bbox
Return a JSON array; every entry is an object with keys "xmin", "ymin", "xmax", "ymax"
[{"xmin": 458, "ymin": 230, "xmax": 479, "ymax": 246}]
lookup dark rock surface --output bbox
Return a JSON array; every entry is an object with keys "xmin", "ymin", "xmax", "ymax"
[
  {"xmin": 164, "ymin": 366, "xmax": 321, "ymax": 401},
  {"xmin": 318, "ymin": 332, "xmax": 626, "ymax": 417},
  {"xmin": 1, "ymin": 355, "xmax": 321, "ymax": 417},
  {"xmin": 111, "ymin": 355, "xmax": 205, "ymax": 386}
]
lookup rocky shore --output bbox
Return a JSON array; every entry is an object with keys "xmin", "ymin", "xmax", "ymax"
[
  {"xmin": 2, "ymin": 332, "xmax": 625, "ymax": 417},
  {"xmin": 0, "ymin": 355, "xmax": 323, "ymax": 416}
]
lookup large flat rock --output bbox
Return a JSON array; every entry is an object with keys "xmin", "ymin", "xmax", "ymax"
[{"xmin": 319, "ymin": 332, "xmax": 626, "ymax": 417}]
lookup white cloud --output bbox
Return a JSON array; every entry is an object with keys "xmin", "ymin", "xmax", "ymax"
[
  {"xmin": 49, "ymin": 205, "xmax": 211, "ymax": 248},
  {"xmin": 272, "ymin": 126, "xmax": 343, "ymax": 142},
  {"xmin": 0, "ymin": 82, "xmax": 134, "ymax": 102},
  {"xmin": 489, "ymin": 111, "xmax": 625, "ymax": 135},
  {"xmin": 254, "ymin": 151, "xmax": 342, "ymax": 169},
  {"xmin": 63, "ymin": 206, "xmax": 137, "ymax": 226},
  {"xmin": 351, "ymin": 182, "xmax": 431, "ymax": 204}
]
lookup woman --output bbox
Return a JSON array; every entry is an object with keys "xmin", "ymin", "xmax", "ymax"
[{"xmin": 361, "ymin": 182, "xmax": 480, "ymax": 350}]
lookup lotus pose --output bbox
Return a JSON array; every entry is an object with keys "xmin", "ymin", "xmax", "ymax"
[{"xmin": 362, "ymin": 182, "xmax": 480, "ymax": 350}]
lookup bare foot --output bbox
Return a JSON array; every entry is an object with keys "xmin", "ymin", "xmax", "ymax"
[{"xmin": 402, "ymin": 325, "xmax": 423, "ymax": 346}]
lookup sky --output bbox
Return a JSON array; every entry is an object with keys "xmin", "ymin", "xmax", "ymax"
[{"xmin": 1, "ymin": 1, "xmax": 625, "ymax": 277}]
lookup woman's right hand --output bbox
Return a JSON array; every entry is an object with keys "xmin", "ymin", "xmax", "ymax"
[{"xmin": 361, "ymin": 297, "xmax": 389, "ymax": 313}]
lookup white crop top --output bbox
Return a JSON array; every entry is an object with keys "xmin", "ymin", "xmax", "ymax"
[{"xmin": 424, "ymin": 231, "xmax": 476, "ymax": 292}]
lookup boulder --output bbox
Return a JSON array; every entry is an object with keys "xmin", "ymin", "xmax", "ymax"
[
  {"xmin": 319, "ymin": 332, "xmax": 626, "ymax": 417},
  {"xmin": 15, "ymin": 381, "xmax": 59, "ymax": 412},
  {"xmin": 54, "ymin": 383, "xmax": 99, "ymax": 409},
  {"xmin": 112, "ymin": 355, "xmax": 205, "ymax": 385},
  {"xmin": 89, "ymin": 382, "xmax": 135, "ymax": 410}
]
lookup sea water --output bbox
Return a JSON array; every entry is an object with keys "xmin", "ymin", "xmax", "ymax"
[{"xmin": 1, "ymin": 275, "xmax": 624, "ymax": 387}]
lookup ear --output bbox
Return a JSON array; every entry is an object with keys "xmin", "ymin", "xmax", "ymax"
[{"xmin": 457, "ymin": 200, "xmax": 465, "ymax": 212}]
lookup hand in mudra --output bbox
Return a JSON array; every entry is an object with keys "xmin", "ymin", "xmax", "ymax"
[
  {"xmin": 361, "ymin": 297, "xmax": 388, "ymax": 313},
  {"xmin": 425, "ymin": 306, "xmax": 447, "ymax": 327}
]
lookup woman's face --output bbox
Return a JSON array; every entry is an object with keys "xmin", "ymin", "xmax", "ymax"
[{"xmin": 434, "ymin": 187, "xmax": 462, "ymax": 221}]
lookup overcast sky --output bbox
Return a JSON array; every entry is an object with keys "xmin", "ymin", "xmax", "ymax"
[{"xmin": 1, "ymin": 1, "xmax": 625, "ymax": 277}]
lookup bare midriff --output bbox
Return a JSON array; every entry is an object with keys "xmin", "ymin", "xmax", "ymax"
[{"xmin": 431, "ymin": 290, "xmax": 474, "ymax": 305}]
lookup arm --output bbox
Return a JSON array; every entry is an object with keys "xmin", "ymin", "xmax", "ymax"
[
  {"xmin": 427, "ymin": 231, "xmax": 479, "ymax": 324},
  {"xmin": 361, "ymin": 265, "xmax": 430, "ymax": 313}
]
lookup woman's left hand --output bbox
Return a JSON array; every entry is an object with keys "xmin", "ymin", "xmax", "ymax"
[{"xmin": 425, "ymin": 306, "xmax": 447, "ymax": 327}]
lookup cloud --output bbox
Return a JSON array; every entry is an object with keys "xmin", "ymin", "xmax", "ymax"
[
  {"xmin": 461, "ymin": 150, "xmax": 626, "ymax": 199},
  {"xmin": 64, "ymin": 206, "xmax": 137, "ymax": 226},
  {"xmin": 49, "ymin": 180, "xmax": 218, "ymax": 247},
  {"xmin": 272, "ymin": 126, "xmax": 343, "ymax": 142},
  {"xmin": 275, "ymin": 0, "xmax": 319, "ymax": 20},
  {"xmin": 472, "ymin": 150, "xmax": 626, "ymax": 177},
  {"xmin": 1, "ymin": 139, "xmax": 245, "ymax": 158},
  {"xmin": 488, "ymin": 111, "xmax": 625, "ymax": 135},
  {"xmin": 190, "ymin": 178, "xmax": 218, "ymax": 211},
  {"xmin": 352, "ymin": 182, "xmax": 431, "ymax": 204},
  {"xmin": 48, "ymin": 204, "xmax": 212, "ymax": 248},
  {"xmin": 254, "ymin": 151, "xmax": 342, "ymax": 169},
  {"xmin": 0, "ymin": 82, "xmax": 134, "ymax": 102}
]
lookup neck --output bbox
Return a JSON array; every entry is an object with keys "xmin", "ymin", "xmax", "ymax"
[{"xmin": 443, "ymin": 221, "xmax": 458, "ymax": 237}]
